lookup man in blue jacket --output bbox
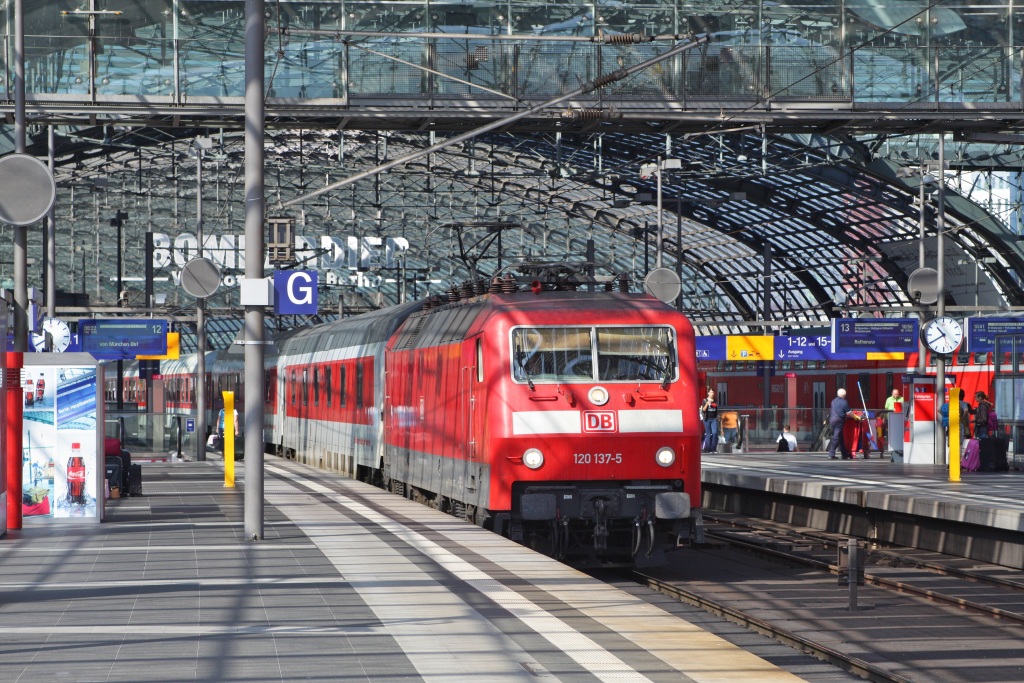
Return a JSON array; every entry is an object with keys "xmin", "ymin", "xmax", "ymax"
[{"xmin": 826, "ymin": 388, "xmax": 856, "ymax": 460}]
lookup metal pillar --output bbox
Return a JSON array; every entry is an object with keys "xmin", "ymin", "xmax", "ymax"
[
  {"xmin": 244, "ymin": 0, "xmax": 266, "ymax": 541},
  {"xmin": 195, "ymin": 145, "xmax": 207, "ymax": 462},
  {"xmin": 655, "ymin": 156, "xmax": 663, "ymax": 268},
  {"xmin": 46, "ymin": 126, "xmax": 56, "ymax": 319},
  {"xmin": 13, "ymin": 0, "xmax": 27, "ymax": 353},
  {"xmin": 9, "ymin": 0, "xmax": 27, "ymax": 532},
  {"xmin": 935, "ymin": 134, "xmax": 947, "ymax": 466}
]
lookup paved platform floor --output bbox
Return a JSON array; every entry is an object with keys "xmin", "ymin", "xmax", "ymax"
[
  {"xmin": 702, "ymin": 451, "xmax": 1024, "ymax": 534},
  {"xmin": 0, "ymin": 457, "xmax": 813, "ymax": 683}
]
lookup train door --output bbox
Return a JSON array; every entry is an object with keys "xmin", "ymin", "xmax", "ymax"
[
  {"xmin": 716, "ymin": 382, "xmax": 728, "ymax": 406},
  {"xmin": 812, "ymin": 381, "xmax": 826, "ymax": 428},
  {"xmin": 457, "ymin": 335, "xmax": 484, "ymax": 510},
  {"xmin": 856, "ymin": 372, "xmax": 871, "ymax": 410}
]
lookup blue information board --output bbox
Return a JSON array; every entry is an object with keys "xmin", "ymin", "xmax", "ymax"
[
  {"xmin": 966, "ymin": 317, "xmax": 1024, "ymax": 353},
  {"xmin": 831, "ymin": 318, "xmax": 918, "ymax": 353},
  {"xmin": 79, "ymin": 319, "xmax": 168, "ymax": 360},
  {"xmin": 695, "ymin": 336, "xmax": 727, "ymax": 361}
]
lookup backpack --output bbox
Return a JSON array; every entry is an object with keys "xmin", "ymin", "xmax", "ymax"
[{"xmin": 987, "ymin": 404, "xmax": 998, "ymax": 432}]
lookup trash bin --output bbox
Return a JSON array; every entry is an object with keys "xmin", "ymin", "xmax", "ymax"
[{"xmin": 843, "ymin": 412, "xmax": 871, "ymax": 458}]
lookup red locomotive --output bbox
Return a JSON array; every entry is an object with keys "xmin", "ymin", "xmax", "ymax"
[{"xmin": 154, "ymin": 266, "xmax": 705, "ymax": 566}]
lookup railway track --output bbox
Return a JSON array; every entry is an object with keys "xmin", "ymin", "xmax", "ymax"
[
  {"xmin": 702, "ymin": 512, "xmax": 1024, "ymax": 626},
  {"xmin": 633, "ymin": 511, "xmax": 1024, "ymax": 683}
]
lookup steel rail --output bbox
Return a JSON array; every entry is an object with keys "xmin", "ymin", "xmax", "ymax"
[
  {"xmin": 635, "ymin": 571, "xmax": 915, "ymax": 683},
  {"xmin": 705, "ymin": 525, "xmax": 1024, "ymax": 627}
]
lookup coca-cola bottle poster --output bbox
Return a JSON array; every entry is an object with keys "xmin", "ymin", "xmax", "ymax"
[{"xmin": 53, "ymin": 366, "xmax": 99, "ymax": 518}]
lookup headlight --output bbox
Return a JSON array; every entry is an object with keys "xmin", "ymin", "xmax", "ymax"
[
  {"xmin": 655, "ymin": 446, "xmax": 676, "ymax": 467},
  {"xmin": 588, "ymin": 385, "xmax": 610, "ymax": 406},
  {"xmin": 523, "ymin": 448, "xmax": 545, "ymax": 469}
]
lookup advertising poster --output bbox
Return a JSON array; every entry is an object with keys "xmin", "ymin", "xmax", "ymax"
[{"xmin": 22, "ymin": 365, "xmax": 99, "ymax": 519}]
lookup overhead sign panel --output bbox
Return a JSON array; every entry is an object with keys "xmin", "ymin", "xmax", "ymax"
[
  {"xmin": 695, "ymin": 336, "xmax": 727, "ymax": 361},
  {"xmin": 726, "ymin": 335, "xmax": 774, "ymax": 361},
  {"xmin": 831, "ymin": 318, "xmax": 918, "ymax": 354},
  {"xmin": 274, "ymin": 270, "xmax": 319, "ymax": 314},
  {"xmin": 966, "ymin": 317, "xmax": 1024, "ymax": 353},
  {"xmin": 79, "ymin": 319, "xmax": 168, "ymax": 360}
]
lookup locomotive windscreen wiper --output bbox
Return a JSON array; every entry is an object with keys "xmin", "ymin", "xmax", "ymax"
[
  {"xmin": 661, "ymin": 338, "xmax": 676, "ymax": 390},
  {"xmin": 514, "ymin": 337, "xmax": 535, "ymax": 390}
]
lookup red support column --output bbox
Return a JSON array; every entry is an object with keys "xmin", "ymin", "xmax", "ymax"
[{"xmin": 6, "ymin": 352, "xmax": 23, "ymax": 530}]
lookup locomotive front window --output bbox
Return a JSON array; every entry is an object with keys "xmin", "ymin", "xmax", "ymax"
[
  {"xmin": 512, "ymin": 326, "xmax": 676, "ymax": 383},
  {"xmin": 596, "ymin": 326, "xmax": 675, "ymax": 382}
]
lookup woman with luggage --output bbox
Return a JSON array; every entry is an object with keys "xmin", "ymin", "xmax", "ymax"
[{"xmin": 970, "ymin": 391, "xmax": 994, "ymax": 440}]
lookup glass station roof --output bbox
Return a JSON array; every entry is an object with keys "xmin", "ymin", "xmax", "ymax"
[{"xmin": 2, "ymin": 1, "xmax": 1024, "ymax": 344}]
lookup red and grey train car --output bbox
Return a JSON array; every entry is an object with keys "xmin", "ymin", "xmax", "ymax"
[{"xmin": 159, "ymin": 286, "xmax": 704, "ymax": 566}]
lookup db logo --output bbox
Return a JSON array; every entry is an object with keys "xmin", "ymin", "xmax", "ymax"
[{"xmin": 583, "ymin": 411, "xmax": 617, "ymax": 432}]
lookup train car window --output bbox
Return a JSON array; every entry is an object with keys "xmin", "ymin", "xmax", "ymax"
[
  {"xmin": 885, "ymin": 372, "xmax": 894, "ymax": 396},
  {"xmin": 326, "ymin": 367, "xmax": 332, "ymax": 407},
  {"xmin": 836, "ymin": 373, "xmax": 846, "ymax": 391},
  {"xmin": 356, "ymin": 362, "xmax": 364, "ymax": 408},
  {"xmin": 313, "ymin": 368, "xmax": 320, "ymax": 407},
  {"xmin": 340, "ymin": 365, "xmax": 347, "ymax": 407},
  {"xmin": 779, "ymin": 361, "xmax": 791, "ymax": 370},
  {"xmin": 476, "ymin": 338, "xmax": 483, "ymax": 383},
  {"xmin": 303, "ymin": 369, "xmax": 309, "ymax": 406},
  {"xmin": 291, "ymin": 370, "xmax": 296, "ymax": 405},
  {"xmin": 596, "ymin": 326, "xmax": 675, "ymax": 382},
  {"xmin": 793, "ymin": 361, "xmax": 805, "ymax": 370}
]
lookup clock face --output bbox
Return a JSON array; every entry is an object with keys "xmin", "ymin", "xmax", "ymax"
[
  {"xmin": 922, "ymin": 315, "xmax": 963, "ymax": 355},
  {"xmin": 32, "ymin": 317, "xmax": 72, "ymax": 353}
]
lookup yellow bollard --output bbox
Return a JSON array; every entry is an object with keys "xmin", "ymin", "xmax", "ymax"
[
  {"xmin": 949, "ymin": 388, "xmax": 961, "ymax": 482},
  {"xmin": 223, "ymin": 391, "xmax": 235, "ymax": 488}
]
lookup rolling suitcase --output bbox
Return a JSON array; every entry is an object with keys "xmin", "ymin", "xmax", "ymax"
[
  {"xmin": 118, "ymin": 450, "xmax": 132, "ymax": 491},
  {"xmin": 978, "ymin": 437, "xmax": 1009, "ymax": 472},
  {"xmin": 961, "ymin": 439, "xmax": 981, "ymax": 472},
  {"xmin": 129, "ymin": 464, "xmax": 143, "ymax": 496}
]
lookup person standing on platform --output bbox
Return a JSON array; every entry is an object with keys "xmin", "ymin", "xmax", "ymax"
[
  {"xmin": 700, "ymin": 389, "xmax": 720, "ymax": 453},
  {"xmin": 882, "ymin": 388, "xmax": 903, "ymax": 446},
  {"xmin": 826, "ymin": 388, "xmax": 856, "ymax": 460},
  {"xmin": 217, "ymin": 406, "xmax": 239, "ymax": 450},
  {"xmin": 720, "ymin": 410, "xmax": 739, "ymax": 447},
  {"xmin": 884, "ymin": 389, "xmax": 902, "ymax": 413},
  {"xmin": 971, "ymin": 391, "xmax": 993, "ymax": 439},
  {"xmin": 957, "ymin": 389, "xmax": 971, "ymax": 443}
]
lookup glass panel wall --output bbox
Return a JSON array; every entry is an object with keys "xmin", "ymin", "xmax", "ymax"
[{"xmin": 1, "ymin": 1, "xmax": 1023, "ymax": 107}]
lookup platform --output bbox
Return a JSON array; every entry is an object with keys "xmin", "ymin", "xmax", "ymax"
[
  {"xmin": 0, "ymin": 457, "xmax": 809, "ymax": 683},
  {"xmin": 701, "ymin": 451, "xmax": 1024, "ymax": 568}
]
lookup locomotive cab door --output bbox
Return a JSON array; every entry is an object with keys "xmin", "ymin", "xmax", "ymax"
[{"xmin": 457, "ymin": 335, "xmax": 485, "ymax": 510}]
